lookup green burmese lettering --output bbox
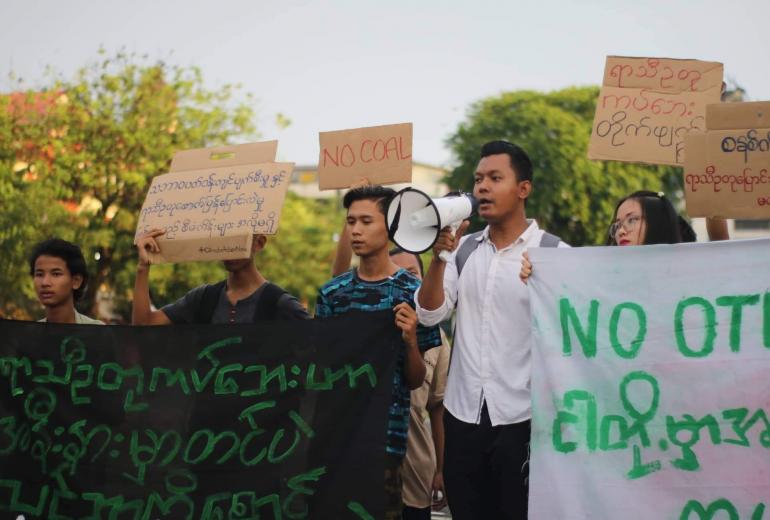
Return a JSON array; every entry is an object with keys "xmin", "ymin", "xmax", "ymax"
[
  {"xmin": 1, "ymin": 357, "xmax": 32, "ymax": 396},
  {"xmin": 619, "ymin": 371, "xmax": 659, "ymax": 448},
  {"xmin": 599, "ymin": 415, "xmax": 629, "ymax": 450},
  {"xmin": 253, "ymin": 494, "xmax": 282, "ymax": 518},
  {"xmin": 200, "ymin": 492, "xmax": 234, "ymax": 519},
  {"xmin": 552, "ymin": 390, "xmax": 597, "ymax": 453},
  {"xmin": 31, "ymin": 360, "xmax": 56, "ymax": 384},
  {"xmin": 239, "ymin": 429, "xmax": 267, "ymax": 466},
  {"xmin": 0, "ymin": 479, "xmax": 48, "ymax": 516},
  {"xmin": 559, "ymin": 298, "xmax": 599, "ymax": 358},
  {"xmin": 212, "ymin": 431, "xmax": 240, "ymax": 464},
  {"xmin": 675, "ymin": 297, "xmax": 717, "ymax": 358},
  {"xmin": 626, "ymin": 444, "xmax": 661, "ymax": 480},
  {"xmin": 289, "ymin": 411, "xmax": 315, "ymax": 439},
  {"xmin": 348, "ymin": 501, "xmax": 376, "ymax": 520},
  {"xmin": 144, "ymin": 492, "xmax": 195, "ymax": 519},
  {"xmin": 267, "ymin": 428, "xmax": 301, "ymax": 464},
  {"xmin": 305, "ymin": 363, "xmax": 331, "ymax": 390},
  {"xmin": 347, "ymin": 363, "xmax": 377, "ymax": 388},
  {"xmin": 70, "ymin": 364, "xmax": 93, "ymax": 405},
  {"xmin": 47, "ymin": 488, "xmax": 79, "ymax": 520},
  {"xmin": 764, "ymin": 292, "xmax": 770, "ymax": 348},
  {"xmin": 716, "ymin": 294, "xmax": 760, "ymax": 352},
  {"xmin": 239, "ymin": 400, "xmax": 277, "ymax": 430},
  {"xmin": 214, "ymin": 363, "xmax": 243, "ymax": 395},
  {"xmin": 59, "ymin": 336, "xmax": 86, "ymax": 365},
  {"xmin": 197, "ymin": 336, "xmax": 242, "ymax": 365},
  {"xmin": 665, "ymin": 413, "xmax": 722, "ymax": 472},
  {"xmin": 228, "ymin": 491, "xmax": 257, "ymax": 518},
  {"xmin": 609, "ymin": 302, "xmax": 647, "ymax": 359},
  {"xmin": 149, "ymin": 367, "xmax": 190, "ymax": 394},
  {"xmin": 183, "ymin": 430, "xmax": 217, "ymax": 464},
  {"xmin": 679, "ymin": 498, "xmax": 739, "ymax": 520},
  {"xmin": 241, "ymin": 364, "xmax": 287, "ymax": 397},
  {"xmin": 283, "ymin": 466, "xmax": 327, "ymax": 518}
]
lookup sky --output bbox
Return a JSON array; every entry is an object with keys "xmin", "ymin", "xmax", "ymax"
[{"xmin": 2, "ymin": 0, "xmax": 769, "ymax": 168}]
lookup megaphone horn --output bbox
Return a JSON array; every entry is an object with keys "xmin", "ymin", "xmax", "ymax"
[{"xmin": 386, "ymin": 187, "xmax": 478, "ymax": 260}]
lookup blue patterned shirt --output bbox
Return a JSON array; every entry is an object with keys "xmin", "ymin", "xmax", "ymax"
[{"xmin": 315, "ymin": 268, "xmax": 442, "ymax": 457}]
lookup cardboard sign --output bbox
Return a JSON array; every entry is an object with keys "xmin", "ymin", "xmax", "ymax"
[
  {"xmin": 684, "ymin": 101, "xmax": 770, "ymax": 218},
  {"xmin": 588, "ymin": 56, "xmax": 723, "ymax": 166},
  {"xmin": 528, "ymin": 239, "xmax": 770, "ymax": 519},
  {"xmin": 135, "ymin": 141, "xmax": 293, "ymax": 264},
  {"xmin": 0, "ymin": 312, "xmax": 400, "ymax": 518},
  {"xmin": 318, "ymin": 123, "xmax": 412, "ymax": 190}
]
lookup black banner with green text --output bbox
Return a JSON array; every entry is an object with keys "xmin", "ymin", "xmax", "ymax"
[{"xmin": 0, "ymin": 311, "xmax": 399, "ymax": 519}]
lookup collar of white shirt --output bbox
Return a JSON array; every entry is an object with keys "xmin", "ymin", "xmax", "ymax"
[{"xmin": 475, "ymin": 219, "xmax": 541, "ymax": 251}]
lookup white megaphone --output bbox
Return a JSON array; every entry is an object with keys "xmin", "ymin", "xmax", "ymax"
[{"xmin": 387, "ymin": 187, "xmax": 479, "ymax": 262}]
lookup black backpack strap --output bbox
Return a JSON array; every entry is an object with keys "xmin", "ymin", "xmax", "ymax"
[
  {"xmin": 539, "ymin": 232, "xmax": 562, "ymax": 248},
  {"xmin": 455, "ymin": 231, "xmax": 484, "ymax": 276},
  {"xmin": 194, "ymin": 280, "xmax": 227, "ymax": 324},
  {"xmin": 253, "ymin": 282, "xmax": 288, "ymax": 321}
]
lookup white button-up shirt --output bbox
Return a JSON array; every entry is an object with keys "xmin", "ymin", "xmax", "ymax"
[{"xmin": 415, "ymin": 220, "xmax": 568, "ymax": 426}]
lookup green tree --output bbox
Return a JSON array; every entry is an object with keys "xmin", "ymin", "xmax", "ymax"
[
  {"xmin": 260, "ymin": 192, "xmax": 344, "ymax": 310},
  {"xmin": 1, "ymin": 51, "xmax": 257, "ymax": 319},
  {"xmin": 446, "ymin": 86, "xmax": 682, "ymax": 246}
]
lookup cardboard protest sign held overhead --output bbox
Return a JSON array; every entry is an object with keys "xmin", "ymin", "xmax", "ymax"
[
  {"xmin": 318, "ymin": 123, "xmax": 412, "ymax": 190},
  {"xmin": 588, "ymin": 56, "xmax": 723, "ymax": 166},
  {"xmin": 684, "ymin": 101, "xmax": 770, "ymax": 219},
  {"xmin": 135, "ymin": 141, "xmax": 294, "ymax": 264}
]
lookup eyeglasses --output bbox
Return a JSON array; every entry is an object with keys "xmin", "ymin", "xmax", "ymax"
[{"xmin": 608, "ymin": 214, "xmax": 642, "ymax": 238}]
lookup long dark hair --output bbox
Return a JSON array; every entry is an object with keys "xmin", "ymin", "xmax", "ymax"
[{"xmin": 607, "ymin": 191, "xmax": 682, "ymax": 245}]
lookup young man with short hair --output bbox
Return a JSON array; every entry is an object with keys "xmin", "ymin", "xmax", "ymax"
[
  {"xmin": 315, "ymin": 186, "xmax": 441, "ymax": 520},
  {"xmin": 132, "ymin": 231, "xmax": 309, "ymax": 325},
  {"xmin": 29, "ymin": 238, "xmax": 103, "ymax": 324},
  {"xmin": 415, "ymin": 140, "xmax": 568, "ymax": 519}
]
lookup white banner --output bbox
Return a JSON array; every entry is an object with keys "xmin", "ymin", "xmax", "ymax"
[{"xmin": 528, "ymin": 239, "xmax": 770, "ymax": 519}]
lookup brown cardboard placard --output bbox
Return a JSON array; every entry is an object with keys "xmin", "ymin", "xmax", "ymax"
[
  {"xmin": 318, "ymin": 123, "xmax": 412, "ymax": 190},
  {"xmin": 683, "ymin": 101, "xmax": 770, "ymax": 218},
  {"xmin": 588, "ymin": 56, "xmax": 723, "ymax": 166},
  {"xmin": 135, "ymin": 142, "xmax": 294, "ymax": 264}
]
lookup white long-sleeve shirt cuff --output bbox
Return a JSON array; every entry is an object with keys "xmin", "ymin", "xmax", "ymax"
[{"xmin": 414, "ymin": 287, "xmax": 452, "ymax": 326}]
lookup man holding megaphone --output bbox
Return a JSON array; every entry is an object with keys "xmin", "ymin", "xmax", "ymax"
[{"xmin": 415, "ymin": 140, "xmax": 568, "ymax": 519}]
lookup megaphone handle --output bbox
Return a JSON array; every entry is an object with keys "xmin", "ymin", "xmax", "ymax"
[{"xmin": 438, "ymin": 222, "xmax": 461, "ymax": 263}]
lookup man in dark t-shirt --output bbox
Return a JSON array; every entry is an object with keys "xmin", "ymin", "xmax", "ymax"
[{"xmin": 132, "ymin": 230, "xmax": 309, "ymax": 324}]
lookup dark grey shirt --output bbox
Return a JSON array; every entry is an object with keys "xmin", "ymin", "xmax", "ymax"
[{"xmin": 161, "ymin": 282, "xmax": 310, "ymax": 324}]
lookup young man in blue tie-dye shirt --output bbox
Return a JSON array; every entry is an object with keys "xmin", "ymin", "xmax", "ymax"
[{"xmin": 316, "ymin": 185, "xmax": 441, "ymax": 520}]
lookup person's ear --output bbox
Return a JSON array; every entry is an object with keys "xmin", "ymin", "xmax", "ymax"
[
  {"xmin": 252, "ymin": 234, "xmax": 267, "ymax": 253},
  {"xmin": 518, "ymin": 180, "xmax": 532, "ymax": 200},
  {"xmin": 71, "ymin": 274, "xmax": 84, "ymax": 291}
]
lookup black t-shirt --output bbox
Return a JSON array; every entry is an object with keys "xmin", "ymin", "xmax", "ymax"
[{"xmin": 161, "ymin": 282, "xmax": 309, "ymax": 324}]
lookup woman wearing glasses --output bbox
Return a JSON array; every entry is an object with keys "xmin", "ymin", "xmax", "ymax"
[
  {"xmin": 520, "ymin": 191, "xmax": 728, "ymax": 281},
  {"xmin": 607, "ymin": 191, "xmax": 681, "ymax": 246}
]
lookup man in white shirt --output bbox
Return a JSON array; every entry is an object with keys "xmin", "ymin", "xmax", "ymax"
[{"xmin": 415, "ymin": 140, "xmax": 567, "ymax": 519}]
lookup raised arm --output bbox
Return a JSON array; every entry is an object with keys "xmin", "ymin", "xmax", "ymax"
[
  {"xmin": 706, "ymin": 217, "xmax": 730, "ymax": 241},
  {"xmin": 417, "ymin": 221, "xmax": 469, "ymax": 312},
  {"xmin": 132, "ymin": 229, "xmax": 172, "ymax": 325},
  {"xmin": 331, "ymin": 220, "xmax": 353, "ymax": 277}
]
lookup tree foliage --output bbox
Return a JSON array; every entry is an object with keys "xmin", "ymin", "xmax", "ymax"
[
  {"xmin": 445, "ymin": 87, "xmax": 683, "ymax": 246},
  {"xmin": 1, "ymin": 51, "xmax": 258, "ymax": 319}
]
